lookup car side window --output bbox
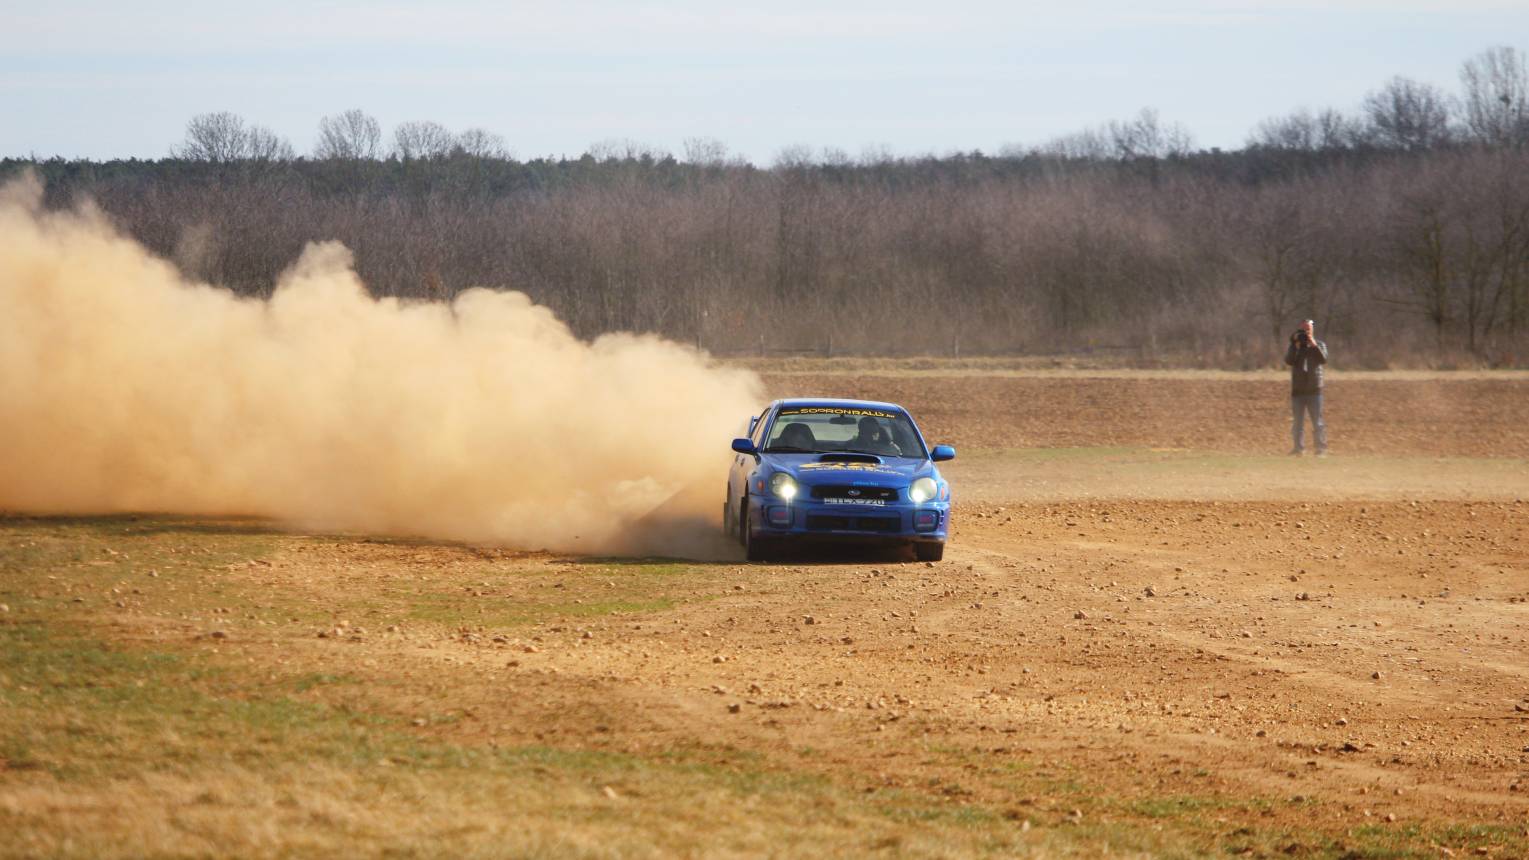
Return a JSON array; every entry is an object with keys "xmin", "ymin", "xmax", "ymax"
[{"xmin": 751, "ymin": 409, "xmax": 772, "ymax": 446}]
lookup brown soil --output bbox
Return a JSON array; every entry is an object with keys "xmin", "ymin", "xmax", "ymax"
[
  {"xmin": 7, "ymin": 369, "xmax": 1529, "ymax": 854},
  {"xmin": 233, "ymin": 498, "xmax": 1529, "ymax": 837},
  {"xmin": 758, "ymin": 371, "xmax": 1529, "ymax": 457}
]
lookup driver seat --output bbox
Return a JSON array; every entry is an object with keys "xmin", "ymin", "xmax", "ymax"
[{"xmin": 779, "ymin": 422, "xmax": 816, "ymax": 448}]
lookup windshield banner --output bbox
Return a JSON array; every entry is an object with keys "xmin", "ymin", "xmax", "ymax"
[{"xmin": 779, "ymin": 407, "xmax": 898, "ymax": 419}]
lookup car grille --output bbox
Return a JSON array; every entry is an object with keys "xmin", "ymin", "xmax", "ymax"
[
  {"xmin": 806, "ymin": 515, "xmax": 901, "ymax": 533},
  {"xmin": 809, "ymin": 485, "xmax": 899, "ymax": 502}
]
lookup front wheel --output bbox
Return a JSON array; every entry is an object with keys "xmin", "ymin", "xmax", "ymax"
[
  {"xmin": 743, "ymin": 507, "xmax": 774, "ymax": 562},
  {"xmin": 914, "ymin": 542, "xmax": 944, "ymax": 562}
]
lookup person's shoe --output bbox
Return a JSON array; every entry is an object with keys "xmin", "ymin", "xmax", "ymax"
[
  {"xmin": 1315, "ymin": 449, "xmax": 1329, "ymax": 458},
  {"xmin": 1288, "ymin": 448, "xmax": 1304, "ymax": 456}
]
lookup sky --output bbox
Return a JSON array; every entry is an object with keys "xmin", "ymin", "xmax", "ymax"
[{"xmin": 2, "ymin": 0, "xmax": 1525, "ymax": 163}]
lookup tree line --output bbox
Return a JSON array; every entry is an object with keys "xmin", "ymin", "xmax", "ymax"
[{"xmin": 5, "ymin": 46, "xmax": 1527, "ymax": 366}]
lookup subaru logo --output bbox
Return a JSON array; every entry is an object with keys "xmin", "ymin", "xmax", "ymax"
[{"xmin": 847, "ymin": 489, "xmax": 861, "ymax": 496}]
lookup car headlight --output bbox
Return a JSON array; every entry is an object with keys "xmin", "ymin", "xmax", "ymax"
[
  {"xmin": 909, "ymin": 477, "xmax": 938, "ymax": 504},
  {"xmin": 769, "ymin": 473, "xmax": 798, "ymax": 500}
]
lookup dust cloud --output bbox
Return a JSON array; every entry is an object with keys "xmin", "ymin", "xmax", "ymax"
[{"xmin": 0, "ymin": 175, "xmax": 764, "ymax": 552}]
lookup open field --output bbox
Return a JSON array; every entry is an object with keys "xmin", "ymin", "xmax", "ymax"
[{"xmin": 4, "ymin": 367, "xmax": 1528, "ymax": 857}]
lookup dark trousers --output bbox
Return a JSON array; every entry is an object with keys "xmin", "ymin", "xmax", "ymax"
[{"xmin": 1291, "ymin": 393, "xmax": 1327, "ymax": 452}]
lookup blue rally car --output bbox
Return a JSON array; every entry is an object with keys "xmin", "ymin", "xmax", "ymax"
[{"xmin": 724, "ymin": 399, "xmax": 955, "ymax": 562}]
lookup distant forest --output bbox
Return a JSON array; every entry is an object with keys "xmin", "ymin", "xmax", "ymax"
[{"xmin": 6, "ymin": 46, "xmax": 1528, "ymax": 366}]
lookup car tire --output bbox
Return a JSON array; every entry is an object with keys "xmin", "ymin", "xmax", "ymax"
[
  {"xmin": 743, "ymin": 506, "xmax": 773, "ymax": 562},
  {"xmin": 745, "ymin": 533, "xmax": 773, "ymax": 562},
  {"xmin": 914, "ymin": 542, "xmax": 944, "ymax": 562}
]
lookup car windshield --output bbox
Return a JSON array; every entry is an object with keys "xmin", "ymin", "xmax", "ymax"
[{"xmin": 763, "ymin": 407, "xmax": 926, "ymax": 458}]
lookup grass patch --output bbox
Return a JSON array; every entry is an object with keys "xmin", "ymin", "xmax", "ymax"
[
  {"xmin": 0, "ymin": 614, "xmax": 1038, "ymax": 858},
  {"xmin": 407, "ymin": 595, "xmax": 678, "ymax": 628}
]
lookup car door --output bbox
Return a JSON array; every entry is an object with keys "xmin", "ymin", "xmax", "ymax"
[{"xmin": 729, "ymin": 406, "xmax": 772, "ymax": 503}]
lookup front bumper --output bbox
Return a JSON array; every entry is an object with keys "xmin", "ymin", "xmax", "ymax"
[{"xmin": 748, "ymin": 495, "xmax": 949, "ymax": 543}]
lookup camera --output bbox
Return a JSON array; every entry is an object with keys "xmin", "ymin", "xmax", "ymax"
[{"xmin": 1292, "ymin": 329, "xmax": 1309, "ymax": 344}]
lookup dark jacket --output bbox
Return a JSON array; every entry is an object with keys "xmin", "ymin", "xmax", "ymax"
[{"xmin": 1284, "ymin": 337, "xmax": 1328, "ymax": 395}]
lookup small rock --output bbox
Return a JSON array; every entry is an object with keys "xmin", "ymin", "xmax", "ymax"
[
  {"xmin": 1371, "ymin": 671, "xmax": 1382, "ymax": 680},
  {"xmin": 0, "ymin": 604, "xmax": 9, "ymax": 613},
  {"xmin": 582, "ymin": 631, "xmax": 593, "ymax": 639},
  {"xmin": 411, "ymin": 718, "xmax": 427, "ymax": 727},
  {"xmin": 1296, "ymin": 592, "xmax": 1310, "ymax": 601},
  {"xmin": 601, "ymin": 785, "xmax": 619, "ymax": 799},
  {"xmin": 1385, "ymin": 813, "xmax": 1397, "ymax": 823},
  {"xmin": 727, "ymin": 703, "xmax": 741, "ymax": 714},
  {"xmin": 204, "ymin": 630, "xmax": 228, "ymax": 640},
  {"xmin": 713, "ymin": 655, "xmax": 727, "ymax": 663},
  {"xmin": 1143, "ymin": 586, "xmax": 1156, "ymax": 597},
  {"xmin": 802, "ymin": 615, "xmax": 816, "ymax": 625},
  {"xmin": 1335, "ymin": 717, "xmax": 1349, "ymax": 726},
  {"xmin": 1073, "ymin": 610, "xmax": 1087, "ymax": 620}
]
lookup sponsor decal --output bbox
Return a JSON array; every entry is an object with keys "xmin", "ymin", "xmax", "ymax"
[
  {"xmin": 823, "ymin": 498, "xmax": 887, "ymax": 506},
  {"xmin": 779, "ymin": 407, "xmax": 898, "ymax": 419},
  {"xmin": 798, "ymin": 462, "xmax": 899, "ymax": 474}
]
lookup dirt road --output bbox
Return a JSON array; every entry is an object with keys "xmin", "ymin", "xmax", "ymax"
[{"xmin": 4, "ymin": 368, "xmax": 1528, "ymax": 857}]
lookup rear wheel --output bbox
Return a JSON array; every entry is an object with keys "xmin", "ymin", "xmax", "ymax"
[{"xmin": 914, "ymin": 542, "xmax": 944, "ymax": 562}]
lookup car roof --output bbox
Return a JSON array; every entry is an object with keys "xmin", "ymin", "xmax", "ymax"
[{"xmin": 772, "ymin": 398, "xmax": 907, "ymax": 413}]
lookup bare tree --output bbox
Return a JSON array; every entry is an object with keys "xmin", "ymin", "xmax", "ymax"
[
  {"xmin": 1249, "ymin": 107, "xmax": 1359, "ymax": 151},
  {"xmin": 1107, "ymin": 108, "xmax": 1193, "ymax": 159},
  {"xmin": 772, "ymin": 144, "xmax": 817, "ymax": 169},
  {"xmin": 175, "ymin": 112, "xmax": 246, "ymax": 162},
  {"xmin": 1459, "ymin": 45, "xmax": 1529, "ymax": 148},
  {"xmin": 1361, "ymin": 77, "xmax": 1453, "ymax": 151},
  {"xmin": 681, "ymin": 136, "xmax": 730, "ymax": 166},
  {"xmin": 454, "ymin": 128, "xmax": 509, "ymax": 159},
  {"xmin": 246, "ymin": 126, "xmax": 294, "ymax": 161},
  {"xmin": 1036, "ymin": 127, "xmax": 1111, "ymax": 160},
  {"xmin": 1250, "ymin": 109, "xmax": 1318, "ymax": 151},
  {"xmin": 315, "ymin": 109, "xmax": 382, "ymax": 160},
  {"xmin": 174, "ymin": 112, "xmax": 293, "ymax": 162},
  {"xmin": 1035, "ymin": 109, "xmax": 1192, "ymax": 160},
  {"xmin": 393, "ymin": 121, "xmax": 455, "ymax": 160}
]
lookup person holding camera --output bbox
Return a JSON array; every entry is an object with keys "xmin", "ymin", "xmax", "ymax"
[{"xmin": 1285, "ymin": 319, "xmax": 1328, "ymax": 456}]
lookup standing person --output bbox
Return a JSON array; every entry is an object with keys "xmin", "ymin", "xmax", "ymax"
[{"xmin": 1285, "ymin": 319, "xmax": 1328, "ymax": 456}]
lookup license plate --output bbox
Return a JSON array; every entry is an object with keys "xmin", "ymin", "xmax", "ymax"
[{"xmin": 823, "ymin": 498, "xmax": 886, "ymax": 506}]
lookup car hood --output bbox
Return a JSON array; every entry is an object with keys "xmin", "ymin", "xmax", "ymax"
[{"xmin": 762, "ymin": 453, "xmax": 936, "ymax": 486}]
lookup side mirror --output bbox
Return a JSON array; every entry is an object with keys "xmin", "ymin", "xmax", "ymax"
[
  {"xmin": 931, "ymin": 444, "xmax": 956, "ymax": 462},
  {"xmin": 731, "ymin": 438, "xmax": 757, "ymax": 455}
]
